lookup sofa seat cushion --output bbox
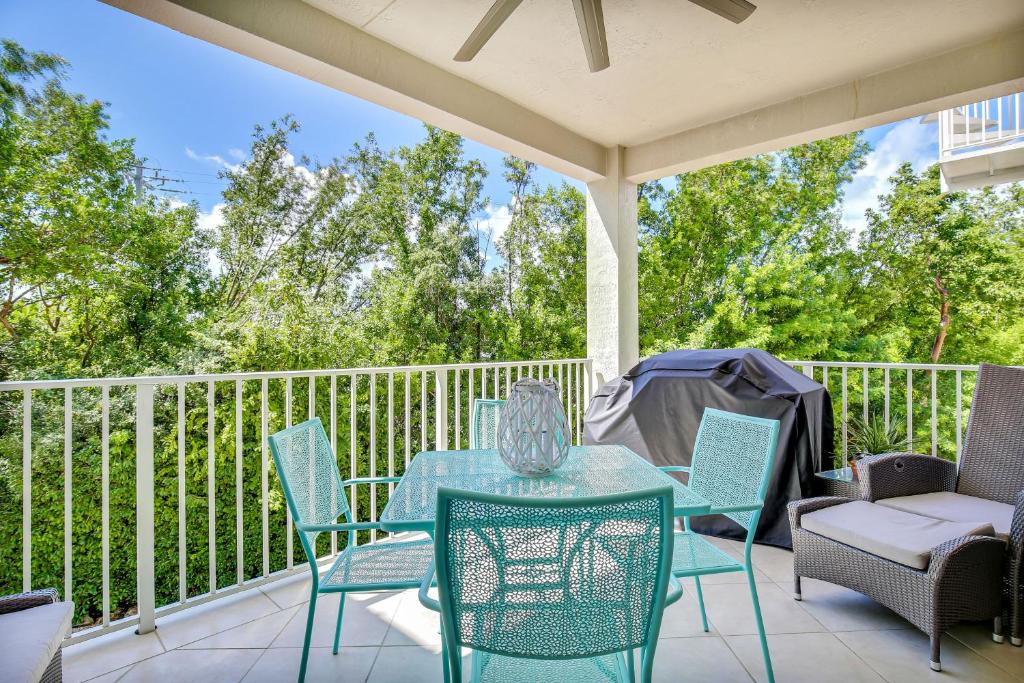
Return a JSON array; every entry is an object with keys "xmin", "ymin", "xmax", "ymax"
[
  {"xmin": 0, "ymin": 601, "xmax": 73, "ymax": 683},
  {"xmin": 877, "ymin": 492, "xmax": 1014, "ymax": 540},
  {"xmin": 801, "ymin": 500, "xmax": 994, "ymax": 570}
]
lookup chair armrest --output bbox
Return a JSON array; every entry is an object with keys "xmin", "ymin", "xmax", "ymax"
[
  {"xmin": 665, "ymin": 574, "xmax": 684, "ymax": 606},
  {"xmin": 708, "ymin": 502, "xmax": 762, "ymax": 515},
  {"xmin": 418, "ymin": 561, "xmax": 440, "ymax": 613},
  {"xmin": 343, "ymin": 476, "xmax": 403, "ymax": 486},
  {"xmin": 0, "ymin": 588, "xmax": 60, "ymax": 615},
  {"xmin": 295, "ymin": 521, "xmax": 382, "ymax": 533},
  {"xmin": 658, "ymin": 466, "xmax": 691, "ymax": 473},
  {"xmin": 1007, "ymin": 490, "xmax": 1024, "ymax": 562},
  {"xmin": 859, "ymin": 452, "xmax": 956, "ymax": 502},
  {"xmin": 787, "ymin": 497, "xmax": 851, "ymax": 530},
  {"xmin": 927, "ymin": 533, "xmax": 1006, "ymax": 607}
]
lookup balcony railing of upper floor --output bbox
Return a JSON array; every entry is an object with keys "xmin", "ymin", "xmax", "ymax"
[
  {"xmin": 0, "ymin": 357, "xmax": 993, "ymax": 645},
  {"xmin": 938, "ymin": 92, "xmax": 1024, "ymax": 158}
]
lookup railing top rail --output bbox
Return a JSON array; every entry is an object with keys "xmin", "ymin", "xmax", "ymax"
[
  {"xmin": 786, "ymin": 360, "xmax": 986, "ymax": 372},
  {"xmin": 0, "ymin": 358, "xmax": 592, "ymax": 392}
]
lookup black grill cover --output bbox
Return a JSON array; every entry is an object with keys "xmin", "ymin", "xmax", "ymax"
[{"xmin": 582, "ymin": 348, "xmax": 833, "ymax": 548}]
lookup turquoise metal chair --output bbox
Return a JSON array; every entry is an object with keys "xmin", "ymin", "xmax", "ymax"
[
  {"xmin": 469, "ymin": 398, "xmax": 505, "ymax": 449},
  {"xmin": 662, "ymin": 407, "xmax": 781, "ymax": 683},
  {"xmin": 268, "ymin": 418, "xmax": 433, "ymax": 683},
  {"xmin": 419, "ymin": 486, "xmax": 682, "ymax": 683}
]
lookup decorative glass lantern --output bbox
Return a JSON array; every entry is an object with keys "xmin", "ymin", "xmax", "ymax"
[{"xmin": 497, "ymin": 378, "xmax": 572, "ymax": 477}]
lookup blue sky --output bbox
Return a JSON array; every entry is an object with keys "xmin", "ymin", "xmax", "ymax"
[{"xmin": 2, "ymin": 0, "xmax": 940, "ymax": 248}]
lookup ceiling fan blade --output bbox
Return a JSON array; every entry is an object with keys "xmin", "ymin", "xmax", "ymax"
[
  {"xmin": 454, "ymin": 0, "xmax": 525, "ymax": 62},
  {"xmin": 688, "ymin": 0, "xmax": 757, "ymax": 24},
  {"xmin": 571, "ymin": 0, "xmax": 609, "ymax": 72}
]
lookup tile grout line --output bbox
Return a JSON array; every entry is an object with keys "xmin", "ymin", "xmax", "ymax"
[
  {"xmin": 363, "ymin": 645, "xmax": 386, "ymax": 683},
  {"xmin": 268, "ymin": 601, "xmax": 306, "ymax": 649},
  {"xmin": 767, "ymin": 568, "xmax": 1024, "ymax": 683},
  {"xmin": 161, "ymin": 595, "xmax": 285, "ymax": 650},
  {"xmin": 828, "ymin": 631, "xmax": 894, "ymax": 683},
  {"xmin": 236, "ymin": 600, "xmax": 300, "ymax": 681},
  {"xmin": 717, "ymin": 632, "xmax": 760, "ymax": 683},
  {"xmin": 944, "ymin": 629, "xmax": 1024, "ymax": 682}
]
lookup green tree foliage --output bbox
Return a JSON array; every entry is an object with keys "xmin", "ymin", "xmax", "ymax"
[
  {"xmin": 853, "ymin": 164, "xmax": 1024, "ymax": 364},
  {"xmin": 638, "ymin": 134, "xmax": 869, "ymax": 359}
]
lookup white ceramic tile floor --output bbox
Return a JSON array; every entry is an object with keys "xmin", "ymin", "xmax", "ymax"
[{"xmin": 61, "ymin": 536, "xmax": 1024, "ymax": 683}]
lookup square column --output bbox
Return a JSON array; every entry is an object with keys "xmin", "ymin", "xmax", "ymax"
[{"xmin": 586, "ymin": 146, "xmax": 639, "ymax": 387}]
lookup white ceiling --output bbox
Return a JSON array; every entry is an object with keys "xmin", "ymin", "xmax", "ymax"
[{"xmin": 302, "ymin": 0, "xmax": 1024, "ymax": 147}]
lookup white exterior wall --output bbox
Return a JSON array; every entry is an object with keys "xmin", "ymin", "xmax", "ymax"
[{"xmin": 586, "ymin": 147, "xmax": 639, "ymax": 387}]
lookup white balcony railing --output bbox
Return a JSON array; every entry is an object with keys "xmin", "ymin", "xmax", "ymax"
[
  {"xmin": 0, "ymin": 357, "xmax": 989, "ymax": 645},
  {"xmin": 939, "ymin": 93, "xmax": 1023, "ymax": 158},
  {"xmin": 787, "ymin": 361, "xmax": 981, "ymax": 468},
  {"xmin": 0, "ymin": 359, "xmax": 592, "ymax": 644}
]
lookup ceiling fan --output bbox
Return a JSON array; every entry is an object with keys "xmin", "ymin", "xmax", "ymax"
[{"xmin": 454, "ymin": 0, "xmax": 757, "ymax": 73}]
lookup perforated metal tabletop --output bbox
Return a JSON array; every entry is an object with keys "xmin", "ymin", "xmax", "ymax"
[{"xmin": 379, "ymin": 445, "xmax": 711, "ymax": 532}]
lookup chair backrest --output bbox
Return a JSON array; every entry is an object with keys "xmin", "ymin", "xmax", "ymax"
[
  {"xmin": 470, "ymin": 398, "xmax": 505, "ymax": 449},
  {"xmin": 687, "ymin": 407, "xmax": 781, "ymax": 530},
  {"xmin": 957, "ymin": 364, "xmax": 1024, "ymax": 504},
  {"xmin": 267, "ymin": 418, "xmax": 348, "ymax": 558},
  {"xmin": 434, "ymin": 487, "xmax": 674, "ymax": 678}
]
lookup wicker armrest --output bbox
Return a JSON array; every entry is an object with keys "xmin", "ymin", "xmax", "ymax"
[
  {"xmin": 0, "ymin": 588, "xmax": 60, "ymax": 615},
  {"xmin": 1008, "ymin": 490, "xmax": 1024, "ymax": 559},
  {"xmin": 859, "ymin": 452, "xmax": 956, "ymax": 502},
  {"xmin": 927, "ymin": 535, "xmax": 1006, "ymax": 585},
  {"xmin": 787, "ymin": 496, "xmax": 850, "ymax": 529}
]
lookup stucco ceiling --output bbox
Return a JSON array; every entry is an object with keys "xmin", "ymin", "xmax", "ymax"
[{"xmin": 301, "ymin": 0, "xmax": 1024, "ymax": 147}]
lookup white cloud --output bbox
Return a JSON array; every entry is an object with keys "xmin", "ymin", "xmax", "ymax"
[
  {"xmin": 477, "ymin": 203, "xmax": 513, "ymax": 244},
  {"xmin": 197, "ymin": 203, "xmax": 226, "ymax": 275},
  {"xmin": 185, "ymin": 147, "xmax": 241, "ymax": 173},
  {"xmin": 227, "ymin": 148, "xmax": 245, "ymax": 160},
  {"xmin": 843, "ymin": 119, "xmax": 937, "ymax": 238},
  {"xmin": 281, "ymin": 151, "xmax": 317, "ymax": 185}
]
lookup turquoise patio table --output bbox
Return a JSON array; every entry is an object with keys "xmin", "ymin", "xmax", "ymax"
[{"xmin": 379, "ymin": 444, "xmax": 711, "ymax": 533}]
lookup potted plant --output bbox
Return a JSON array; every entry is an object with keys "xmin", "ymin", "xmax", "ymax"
[{"xmin": 847, "ymin": 414, "xmax": 909, "ymax": 478}]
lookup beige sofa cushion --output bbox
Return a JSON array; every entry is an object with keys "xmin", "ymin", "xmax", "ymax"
[
  {"xmin": 877, "ymin": 492, "xmax": 1014, "ymax": 540},
  {"xmin": 0, "ymin": 600, "xmax": 72, "ymax": 683},
  {"xmin": 801, "ymin": 500, "xmax": 994, "ymax": 570}
]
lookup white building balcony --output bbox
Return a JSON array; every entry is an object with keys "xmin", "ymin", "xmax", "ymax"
[{"xmin": 935, "ymin": 93, "xmax": 1024, "ymax": 191}]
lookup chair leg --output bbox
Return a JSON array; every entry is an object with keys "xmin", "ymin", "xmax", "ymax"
[
  {"xmin": 692, "ymin": 576, "xmax": 710, "ymax": 632},
  {"xmin": 332, "ymin": 593, "xmax": 347, "ymax": 655},
  {"xmin": 746, "ymin": 571, "xmax": 775, "ymax": 683},
  {"xmin": 994, "ymin": 615, "xmax": 1005, "ymax": 644},
  {"xmin": 930, "ymin": 633, "xmax": 942, "ymax": 671},
  {"xmin": 793, "ymin": 574, "xmax": 802, "ymax": 601},
  {"xmin": 1013, "ymin": 588, "xmax": 1023, "ymax": 646},
  {"xmin": 441, "ymin": 633, "xmax": 451, "ymax": 683},
  {"xmin": 299, "ymin": 596, "xmax": 317, "ymax": 683}
]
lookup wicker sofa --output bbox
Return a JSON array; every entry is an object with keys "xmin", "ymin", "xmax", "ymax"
[
  {"xmin": 790, "ymin": 496, "xmax": 1004, "ymax": 671},
  {"xmin": 0, "ymin": 588, "xmax": 72, "ymax": 682},
  {"xmin": 789, "ymin": 363, "xmax": 1024, "ymax": 671}
]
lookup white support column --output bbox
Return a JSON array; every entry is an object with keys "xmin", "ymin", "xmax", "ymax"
[{"xmin": 586, "ymin": 146, "xmax": 639, "ymax": 388}]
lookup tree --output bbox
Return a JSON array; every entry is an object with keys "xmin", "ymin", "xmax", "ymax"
[
  {"xmin": 492, "ymin": 158, "xmax": 587, "ymax": 360},
  {"xmin": 350, "ymin": 127, "xmax": 493, "ymax": 364},
  {"xmin": 0, "ymin": 42, "xmax": 206, "ymax": 376},
  {"xmin": 854, "ymin": 164, "xmax": 1024, "ymax": 364},
  {"xmin": 638, "ymin": 133, "xmax": 868, "ymax": 359}
]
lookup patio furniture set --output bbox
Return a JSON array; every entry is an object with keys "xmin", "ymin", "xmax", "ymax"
[{"xmin": 268, "ymin": 404, "xmax": 781, "ymax": 683}]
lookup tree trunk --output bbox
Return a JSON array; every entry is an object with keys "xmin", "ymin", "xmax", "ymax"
[{"xmin": 930, "ymin": 274, "xmax": 951, "ymax": 363}]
